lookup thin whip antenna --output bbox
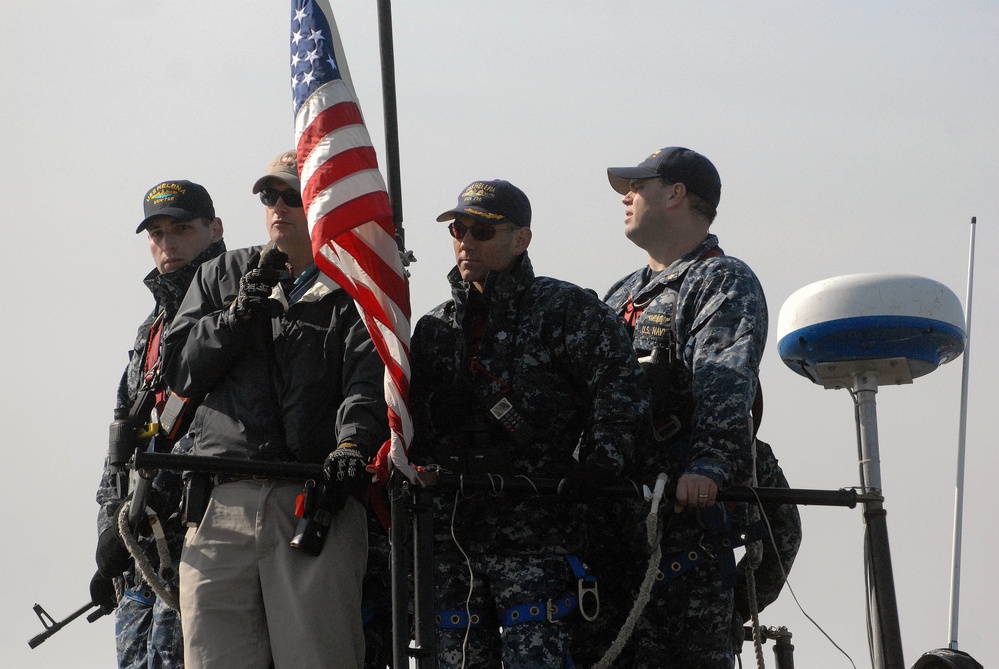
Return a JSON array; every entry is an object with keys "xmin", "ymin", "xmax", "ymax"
[{"xmin": 947, "ymin": 216, "xmax": 976, "ymax": 649}]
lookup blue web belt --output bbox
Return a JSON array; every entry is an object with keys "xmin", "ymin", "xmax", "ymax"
[
  {"xmin": 435, "ymin": 555, "xmax": 598, "ymax": 629},
  {"xmin": 654, "ymin": 520, "xmax": 768, "ymax": 591}
]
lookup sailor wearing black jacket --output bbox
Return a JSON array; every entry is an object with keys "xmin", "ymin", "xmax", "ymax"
[{"xmin": 164, "ymin": 151, "xmax": 386, "ymax": 669}]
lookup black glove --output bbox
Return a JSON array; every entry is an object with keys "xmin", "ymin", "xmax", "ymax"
[
  {"xmin": 96, "ymin": 526, "xmax": 131, "ymax": 579},
  {"xmin": 89, "ymin": 570, "xmax": 117, "ymax": 615},
  {"xmin": 559, "ymin": 463, "xmax": 622, "ymax": 502},
  {"xmin": 135, "ymin": 484, "xmax": 177, "ymax": 521},
  {"xmin": 233, "ymin": 247, "xmax": 289, "ymax": 321},
  {"xmin": 95, "ymin": 487, "xmax": 160, "ymax": 579},
  {"xmin": 323, "ymin": 445, "xmax": 371, "ymax": 500},
  {"xmin": 259, "ymin": 245, "xmax": 290, "ymax": 272}
]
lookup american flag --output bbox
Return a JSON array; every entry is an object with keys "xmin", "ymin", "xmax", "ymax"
[{"xmin": 290, "ymin": 0, "xmax": 415, "ymax": 482}]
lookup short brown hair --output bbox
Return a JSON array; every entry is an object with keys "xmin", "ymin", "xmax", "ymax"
[{"xmin": 661, "ymin": 179, "xmax": 717, "ymax": 223}]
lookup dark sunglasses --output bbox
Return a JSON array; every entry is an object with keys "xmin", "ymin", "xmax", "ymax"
[
  {"xmin": 259, "ymin": 187, "xmax": 303, "ymax": 208},
  {"xmin": 447, "ymin": 220, "xmax": 513, "ymax": 242}
]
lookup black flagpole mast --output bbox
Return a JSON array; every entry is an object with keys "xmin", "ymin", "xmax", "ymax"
[
  {"xmin": 374, "ymin": 3, "xmax": 423, "ymax": 668},
  {"xmin": 376, "ymin": 0, "xmax": 404, "ymax": 252}
]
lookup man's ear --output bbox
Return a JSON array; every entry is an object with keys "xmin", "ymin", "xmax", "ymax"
[
  {"xmin": 210, "ymin": 217, "xmax": 224, "ymax": 242},
  {"xmin": 513, "ymin": 226, "xmax": 532, "ymax": 255},
  {"xmin": 667, "ymin": 182, "xmax": 686, "ymax": 209}
]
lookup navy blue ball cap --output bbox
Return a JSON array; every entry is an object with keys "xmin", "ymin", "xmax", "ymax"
[
  {"xmin": 607, "ymin": 147, "xmax": 721, "ymax": 208},
  {"xmin": 436, "ymin": 179, "xmax": 532, "ymax": 228},
  {"xmin": 137, "ymin": 180, "xmax": 215, "ymax": 233}
]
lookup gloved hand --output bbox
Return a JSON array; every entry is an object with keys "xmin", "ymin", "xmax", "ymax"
[
  {"xmin": 95, "ymin": 486, "xmax": 169, "ymax": 579},
  {"xmin": 323, "ymin": 444, "xmax": 371, "ymax": 500},
  {"xmin": 136, "ymin": 484, "xmax": 177, "ymax": 521},
  {"xmin": 89, "ymin": 570, "xmax": 118, "ymax": 615},
  {"xmin": 96, "ymin": 526, "xmax": 131, "ymax": 579},
  {"xmin": 233, "ymin": 246, "xmax": 289, "ymax": 321},
  {"xmin": 559, "ymin": 463, "xmax": 622, "ymax": 502}
]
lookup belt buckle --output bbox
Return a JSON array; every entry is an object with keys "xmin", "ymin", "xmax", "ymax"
[
  {"xmin": 577, "ymin": 578, "xmax": 600, "ymax": 622},
  {"xmin": 699, "ymin": 534, "xmax": 717, "ymax": 560}
]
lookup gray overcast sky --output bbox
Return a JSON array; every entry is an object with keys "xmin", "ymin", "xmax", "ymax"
[{"xmin": 2, "ymin": 2, "xmax": 997, "ymax": 667}]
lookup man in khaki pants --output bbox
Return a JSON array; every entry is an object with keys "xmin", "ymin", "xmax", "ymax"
[{"xmin": 165, "ymin": 151, "xmax": 387, "ymax": 668}]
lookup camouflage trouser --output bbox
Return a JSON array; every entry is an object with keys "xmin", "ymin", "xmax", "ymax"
[
  {"xmin": 570, "ymin": 545, "xmax": 643, "ymax": 667},
  {"xmin": 573, "ymin": 502, "xmax": 737, "ymax": 669},
  {"xmin": 435, "ymin": 551, "xmax": 575, "ymax": 669},
  {"xmin": 361, "ymin": 575, "xmax": 392, "ymax": 669},
  {"xmin": 363, "ymin": 513, "xmax": 392, "ymax": 669},
  {"xmin": 115, "ymin": 580, "xmax": 183, "ymax": 669},
  {"xmin": 630, "ymin": 555, "xmax": 735, "ymax": 668}
]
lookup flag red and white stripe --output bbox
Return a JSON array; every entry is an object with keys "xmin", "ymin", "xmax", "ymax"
[{"xmin": 291, "ymin": 0, "xmax": 414, "ymax": 482}]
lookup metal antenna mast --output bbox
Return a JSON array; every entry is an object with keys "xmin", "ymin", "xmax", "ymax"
[{"xmin": 948, "ymin": 216, "xmax": 977, "ymax": 649}]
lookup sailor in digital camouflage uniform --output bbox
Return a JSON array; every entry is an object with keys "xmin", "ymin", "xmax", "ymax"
[
  {"xmin": 409, "ymin": 179, "xmax": 650, "ymax": 669},
  {"xmin": 597, "ymin": 147, "xmax": 770, "ymax": 668},
  {"xmin": 95, "ymin": 181, "xmax": 225, "ymax": 668}
]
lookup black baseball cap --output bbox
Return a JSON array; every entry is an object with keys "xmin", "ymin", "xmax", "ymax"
[
  {"xmin": 137, "ymin": 180, "xmax": 215, "ymax": 233},
  {"xmin": 436, "ymin": 179, "xmax": 532, "ymax": 228},
  {"xmin": 607, "ymin": 147, "xmax": 721, "ymax": 208}
]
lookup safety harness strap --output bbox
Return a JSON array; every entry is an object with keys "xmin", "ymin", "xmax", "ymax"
[
  {"xmin": 503, "ymin": 592, "xmax": 578, "ymax": 627},
  {"xmin": 434, "ymin": 555, "xmax": 598, "ymax": 630},
  {"xmin": 435, "ymin": 608, "xmax": 487, "ymax": 629},
  {"xmin": 654, "ymin": 520, "xmax": 767, "ymax": 592},
  {"xmin": 122, "ymin": 584, "xmax": 156, "ymax": 607},
  {"xmin": 501, "ymin": 555, "xmax": 597, "ymax": 627}
]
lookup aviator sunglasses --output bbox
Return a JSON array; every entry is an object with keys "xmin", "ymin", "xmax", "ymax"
[
  {"xmin": 258, "ymin": 187, "xmax": 304, "ymax": 208},
  {"xmin": 447, "ymin": 220, "xmax": 514, "ymax": 242}
]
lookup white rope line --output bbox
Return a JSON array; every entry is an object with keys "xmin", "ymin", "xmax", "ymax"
[
  {"xmin": 116, "ymin": 501, "xmax": 179, "ymax": 611},
  {"xmin": 592, "ymin": 473, "xmax": 668, "ymax": 669},
  {"xmin": 747, "ymin": 569, "xmax": 766, "ymax": 669}
]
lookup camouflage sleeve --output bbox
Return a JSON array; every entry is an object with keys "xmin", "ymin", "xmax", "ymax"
[
  {"xmin": 684, "ymin": 259, "xmax": 767, "ymax": 488},
  {"xmin": 114, "ymin": 360, "xmax": 132, "ymax": 412},
  {"xmin": 557, "ymin": 290, "xmax": 650, "ymax": 473},
  {"xmin": 97, "ymin": 364, "xmax": 133, "ymax": 538},
  {"xmin": 95, "ymin": 458, "xmax": 119, "ymax": 537}
]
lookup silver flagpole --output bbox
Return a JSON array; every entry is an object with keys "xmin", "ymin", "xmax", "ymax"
[{"xmin": 947, "ymin": 216, "xmax": 976, "ymax": 649}]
